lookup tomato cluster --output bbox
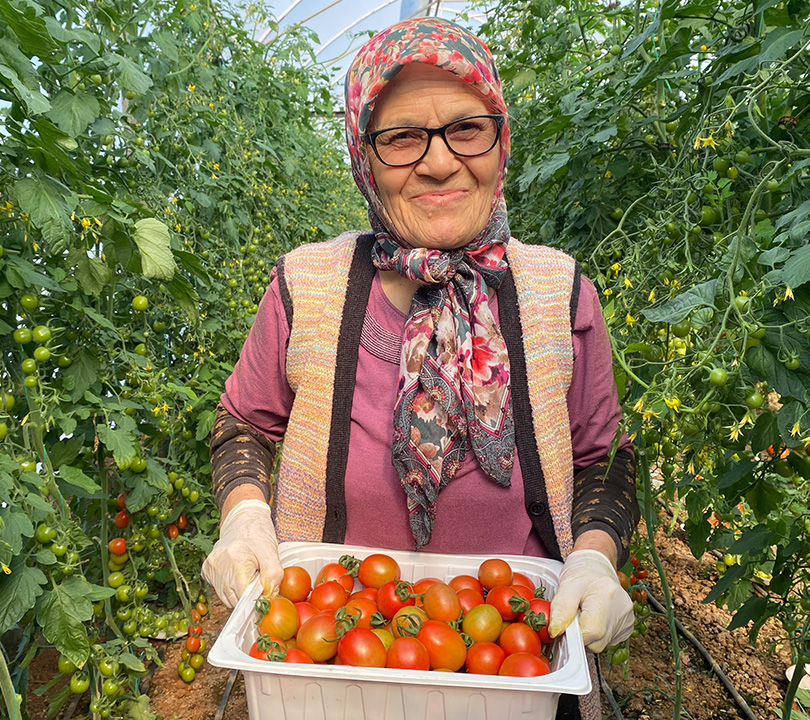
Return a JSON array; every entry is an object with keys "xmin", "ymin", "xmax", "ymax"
[{"xmin": 247, "ymin": 554, "xmax": 557, "ymax": 677}]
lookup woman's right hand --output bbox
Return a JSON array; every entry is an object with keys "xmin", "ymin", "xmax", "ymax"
[{"xmin": 201, "ymin": 499, "xmax": 284, "ymax": 608}]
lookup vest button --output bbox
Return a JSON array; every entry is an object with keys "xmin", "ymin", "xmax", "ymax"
[{"xmin": 528, "ymin": 502, "xmax": 546, "ymax": 517}]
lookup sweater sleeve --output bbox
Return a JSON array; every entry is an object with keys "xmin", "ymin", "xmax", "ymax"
[{"xmin": 568, "ymin": 275, "xmax": 639, "ymax": 566}]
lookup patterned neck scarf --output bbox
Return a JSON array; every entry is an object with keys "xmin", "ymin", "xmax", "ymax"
[{"xmin": 345, "ymin": 18, "xmax": 514, "ymax": 549}]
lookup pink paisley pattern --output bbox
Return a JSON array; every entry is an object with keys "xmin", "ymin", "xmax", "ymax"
[{"xmin": 345, "ymin": 18, "xmax": 514, "ymax": 549}]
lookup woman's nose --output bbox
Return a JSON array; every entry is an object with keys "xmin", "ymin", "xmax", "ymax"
[{"xmin": 414, "ymin": 133, "xmax": 461, "ymax": 179}]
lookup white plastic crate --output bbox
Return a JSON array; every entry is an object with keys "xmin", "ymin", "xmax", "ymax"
[{"xmin": 208, "ymin": 542, "xmax": 591, "ymax": 720}]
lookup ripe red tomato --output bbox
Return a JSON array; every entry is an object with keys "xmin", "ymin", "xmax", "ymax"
[
  {"xmin": 465, "ymin": 641, "xmax": 506, "ymax": 675},
  {"xmin": 107, "ymin": 538, "xmax": 126, "ymax": 555},
  {"xmin": 167, "ymin": 523, "xmax": 179, "ymax": 539},
  {"xmin": 498, "ymin": 652, "xmax": 551, "ymax": 677},
  {"xmin": 349, "ymin": 587, "xmax": 379, "ymax": 602},
  {"xmin": 617, "ymin": 571, "xmax": 630, "ymax": 590},
  {"xmin": 279, "ymin": 566, "xmax": 312, "ymax": 603},
  {"xmin": 522, "ymin": 597, "xmax": 552, "ymax": 644},
  {"xmin": 249, "ymin": 636, "xmax": 287, "ymax": 661},
  {"xmin": 294, "ymin": 601, "xmax": 320, "ymax": 628},
  {"xmin": 636, "ymin": 568, "xmax": 648, "ymax": 580},
  {"xmin": 422, "ymin": 583, "xmax": 462, "ymax": 623},
  {"xmin": 177, "ymin": 513, "xmax": 187, "ymax": 530},
  {"xmin": 343, "ymin": 596, "xmax": 379, "ymax": 629},
  {"xmin": 377, "ymin": 580, "xmax": 415, "ymax": 619},
  {"xmin": 116, "ymin": 492, "xmax": 127, "ymax": 509},
  {"xmin": 448, "ymin": 574, "xmax": 484, "ymax": 595},
  {"xmin": 358, "ymin": 554, "xmax": 400, "ymax": 589},
  {"xmin": 478, "ymin": 558, "xmax": 513, "ymax": 590},
  {"xmin": 457, "ymin": 587, "xmax": 485, "ymax": 613},
  {"xmin": 310, "ymin": 580, "xmax": 348, "ymax": 611},
  {"xmin": 315, "ymin": 562, "xmax": 356, "ymax": 592},
  {"xmin": 256, "ymin": 596, "xmax": 299, "ymax": 640},
  {"xmin": 337, "ymin": 627, "xmax": 387, "ymax": 667},
  {"xmin": 411, "ymin": 577, "xmax": 441, "ymax": 605},
  {"xmin": 186, "ymin": 636, "xmax": 201, "ymax": 653},
  {"xmin": 485, "ymin": 585, "xmax": 519, "ymax": 621},
  {"xmin": 283, "ymin": 647, "xmax": 314, "ymax": 664},
  {"xmin": 511, "ymin": 572, "xmax": 536, "ymax": 592},
  {"xmin": 113, "ymin": 510, "xmax": 130, "ymax": 529},
  {"xmin": 386, "ymin": 636, "xmax": 430, "ymax": 670},
  {"xmin": 417, "ymin": 620, "xmax": 467, "ymax": 671},
  {"xmin": 499, "ymin": 622, "xmax": 542, "ymax": 657},
  {"xmin": 296, "ymin": 612, "xmax": 339, "ymax": 663}
]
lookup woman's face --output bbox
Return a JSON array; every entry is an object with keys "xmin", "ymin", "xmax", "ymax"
[{"xmin": 367, "ymin": 64, "xmax": 501, "ymax": 250}]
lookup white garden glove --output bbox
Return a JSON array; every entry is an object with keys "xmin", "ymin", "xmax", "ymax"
[
  {"xmin": 201, "ymin": 499, "xmax": 283, "ymax": 608},
  {"xmin": 548, "ymin": 549, "xmax": 635, "ymax": 653}
]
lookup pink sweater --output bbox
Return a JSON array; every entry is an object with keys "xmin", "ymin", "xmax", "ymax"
[{"xmin": 222, "ymin": 270, "xmax": 628, "ymax": 557}]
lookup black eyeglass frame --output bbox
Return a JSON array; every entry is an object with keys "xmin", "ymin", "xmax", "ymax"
[{"xmin": 362, "ymin": 114, "xmax": 506, "ymax": 167}]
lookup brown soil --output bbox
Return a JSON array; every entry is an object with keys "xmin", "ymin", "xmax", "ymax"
[{"xmin": 24, "ymin": 522, "xmax": 794, "ymax": 719}]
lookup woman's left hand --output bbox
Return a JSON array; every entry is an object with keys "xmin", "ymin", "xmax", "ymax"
[{"xmin": 548, "ymin": 548, "xmax": 635, "ymax": 653}]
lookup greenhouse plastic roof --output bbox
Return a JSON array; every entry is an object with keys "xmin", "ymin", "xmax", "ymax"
[{"xmin": 258, "ymin": 0, "xmax": 492, "ymax": 86}]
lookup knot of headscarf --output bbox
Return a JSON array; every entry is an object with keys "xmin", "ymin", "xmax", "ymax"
[{"xmin": 346, "ymin": 17, "xmax": 515, "ymax": 549}]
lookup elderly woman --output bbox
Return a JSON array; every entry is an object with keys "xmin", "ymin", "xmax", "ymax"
[{"xmin": 202, "ymin": 17, "xmax": 639, "ymax": 719}]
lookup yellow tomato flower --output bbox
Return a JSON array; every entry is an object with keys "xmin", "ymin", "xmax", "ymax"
[{"xmin": 665, "ymin": 397, "xmax": 681, "ymax": 412}]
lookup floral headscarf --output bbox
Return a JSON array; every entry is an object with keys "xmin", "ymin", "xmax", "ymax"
[{"xmin": 345, "ymin": 18, "xmax": 514, "ymax": 549}]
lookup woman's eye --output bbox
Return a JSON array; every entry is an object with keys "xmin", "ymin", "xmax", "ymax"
[{"xmin": 379, "ymin": 129, "xmax": 422, "ymax": 146}]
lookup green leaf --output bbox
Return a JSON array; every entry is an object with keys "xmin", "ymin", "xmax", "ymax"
[
  {"xmin": 118, "ymin": 653, "xmax": 146, "ymax": 673},
  {"xmin": 750, "ymin": 412, "xmax": 780, "ymax": 454},
  {"xmin": 57, "ymin": 465, "xmax": 102, "ymax": 498},
  {"xmin": 778, "ymin": 400, "xmax": 808, "ymax": 445},
  {"xmin": 641, "ymin": 280, "xmax": 717, "ymax": 323},
  {"xmin": 81, "ymin": 305, "xmax": 117, "ymax": 331},
  {"xmin": 133, "ymin": 218, "xmax": 176, "ymax": 281},
  {"xmin": 0, "ymin": 509, "xmax": 34, "ymax": 554},
  {"xmin": 727, "ymin": 524, "xmax": 773, "ymax": 556},
  {"xmin": 746, "ymin": 477, "xmax": 783, "ymax": 521},
  {"xmin": 782, "ymin": 244, "xmax": 810, "ymax": 290},
  {"xmin": 47, "ymin": 90, "xmax": 100, "ymax": 137},
  {"xmin": 37, "ymin": 577, "xmax": 93, "ymax": 667},
  {"xmin": 747, "ymin": 344, "xmax": 810, "ymax": 401},
  {"xmin": 68, "ymin": 248, "xmax": 112, "ymax": 296},
  {"xmin": 62, "ymin": 348, "xmax": 99, "ymax": 402},
  {"xmin": 703, "ymin": 562, "xmax": 746, "ymax": 604},
  {"xmin": 109, "ymin": 52, "xmax": 153, "ymax": 93},
  {"xmin": 125, "ymin": 477, "xmax": 154, "ymax": 513},
  {"xmin": 167, "ymin": 273, "xmax": 199, "ymax": 319},
  {"xmin": 0, "ymin": 560, "xmax": 47, "ymax": 634},
  {"xmin": 0, "ymin": 0, "xmax": 58, "ymax": 60},
  {"xmin": 97, "ymin": 424, "xmax": 137, "ymax": 471},
  {"xmin": 195, "ymin": 408, "xmax": 216, "ymax": 441},
  {"xmin": 42, "ymin": 16, "xmax": 100, "ymax": 54},
  {"xmin": 3, "ymin": 256, "xmax": 63, "ymax": 293},
  {"xmin": 127, "ymin": 695, "xmax": 159, "ymax": 720},
  {"xmin": 716, "ymin": 458, "xmax": 756, "ymax": 492},
  {"xmin": 12, "ymin": 175, "xmax": 76, "ymax": 245}
]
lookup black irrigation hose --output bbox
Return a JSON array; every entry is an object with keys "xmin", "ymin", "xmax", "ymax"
[
  {"xmin": 598, "ymin": 657, "xmax": 626, "ymax": 719},
  {"xmin": 214, "ymin": 668, "xmax": 239, "ymax": 720},
  {"xmin": 646, "ymin": 591, "xmax": 760, "ymax": 720}
]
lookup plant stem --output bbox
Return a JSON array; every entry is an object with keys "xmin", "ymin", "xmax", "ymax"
[
  {"xmin": 782, "ymin": 658, "xmax": 806, "ymax": 719},
  {"xmin": 0, "ymin": 645, "xmax": 22, "ymax": 720},
  {"xmin": 638, "ymin": 444, "xmax": 683, "ymax": 719},
  {"xmin": 162, "ymin": 537, "xmax": 193, "ymax": 621}
]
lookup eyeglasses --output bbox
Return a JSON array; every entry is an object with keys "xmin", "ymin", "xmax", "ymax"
[{"xmin": 363, "ymin": 114, "xmax": 505, "ymax": 167}]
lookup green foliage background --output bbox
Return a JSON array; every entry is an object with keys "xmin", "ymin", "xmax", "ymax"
[{"xmin": 1, "ymin": 0, "xmax": 810, "ymax": 716}]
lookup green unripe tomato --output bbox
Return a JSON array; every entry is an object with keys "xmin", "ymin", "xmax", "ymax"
[
  {"xmin": 671, "ymin": 320, "xmax": 691, "ymax": 338},
  {"xmin": 70, "ymin": 672, "xmax": 90, "ymax": 694},
  {"xmin": 130, "ymin": 457, "xmax": 147, "ymax": 473},
  {"xmin": 33, "ymin": 346, "xmax": 51, "ymax": 362},
  {"xmin": 13, "ymin": 328, "xmax": 32, "ymax": 344},
  {"xmin": 99, "ymin": 658, "xmax": 119, "ymax": 677},
  {"xmin": 58, "ymin": 655, "xmax": 77, "ymax": 674},
  {"xmin": 709, "ymin": 368, "xmax": 728, "ymax": 387},
  {"xmin": 24, "ymin": 375, "xmax": 38, "ymax": 389},
  {"xmin": 32, "ymin": 326, "xmax": 51, "ymax": 343},
  {"xmin": 20, "ymin": 294, "xmax": 39, "ymax": 310},
  {"xmin": 132, "ymin": 295, "xmax": 149, "ymax": 312},
  {"xmin": 134, "ymin": 343, "xmax": 147, "ymax": 356},
  {"xmin": 733, "ymin": 296, "xmax": 750, "ymax": 313},
  {"xmin": 0, "ymin": 422, "xmax": 7, "ymax": 441},
  {"xmin": 50, "ymin": 541, "xmax": 68, "ymax": 557},
  {"xmin": 58, "ymin": 354, "xmax": 73, "ymax": 367},
  {"xmin": 108, "ymin": 571, "xmax": 125, "ymax": 588},
  {"xmin": 1, "ymin": 392, "xmax": 15, "ymax": 412},
  {"xmin": 734, "ymin": 150, "xmax": 750, "ymax": 164},
  {"xmin": 189, "ymin": 490, "xmax": 199, "ymax": 503},
  {"xmin": 661, "ymin": 441, "xmax": 678, "ymax": 459},
  {"xmin": 21, "ymin": 358, "xmax": 37, "ymax": 374},
  {"xmin": 745, "ymin": 391, "xmax": 764, "ymax": 409},
  {"xmin": 35, "ymin": 523, "xmax": 56, "ymax": 543},
  {"xmin": 765, "ymin": 179, "xmax": 780, "ymax": 192},
  {"xmin": 785, "ymin": 356, "xmax": 801, "ymax": 371}
]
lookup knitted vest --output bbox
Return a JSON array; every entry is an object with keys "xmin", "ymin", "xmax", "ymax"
[
  {"xmin": 273, "ymin": 230, "xmax": 600, "ymax": 720},
  {"xmin": 274, "ymin": 231, "xmax": 575, "ymax": 555}
]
